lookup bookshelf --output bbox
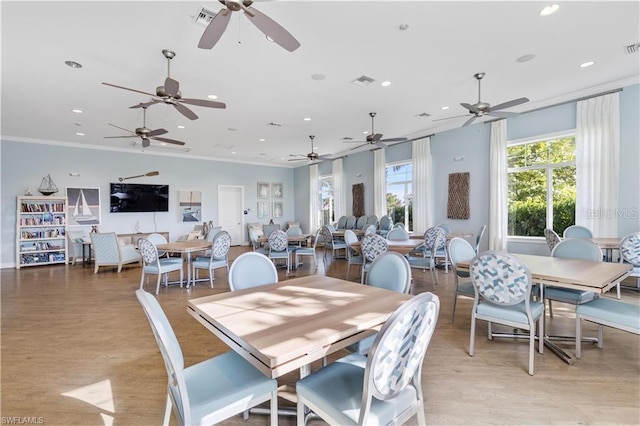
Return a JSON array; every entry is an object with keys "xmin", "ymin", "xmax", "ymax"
[{"xmin": 16, "ymin": 195, "xmax": 68, "ymax": 269}]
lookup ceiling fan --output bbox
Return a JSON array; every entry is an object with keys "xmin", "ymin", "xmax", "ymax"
[
  {"xmin": 198, "ymin": 0, "xmax": 300, "ymax": 52},
  {"xmin": 435, "ymin": 72, "xmax": 530, "ymax": 127},
  {"xmin": 102, "ymin": 49, "xmax": 226, "ymax": 121},
  {"xmin": 104, "ymin": 106, "xmax": 186, "ymax": 149},
  {"xmin": 288, "ymin": 135, "xmax": 333, "ymax": 164},
  {"xmin": 344, "ymin": 112, "xmax": 408, "ymax": 150}
]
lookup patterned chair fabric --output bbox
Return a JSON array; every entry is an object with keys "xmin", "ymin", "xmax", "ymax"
[
  {"xmin": 356, "ymin": 215, "xmax": 368, "ymax": 230},
  {"xmin": 364, "ymin": 224, "xmax": 377, "ymax": 236},
  {"xmin": 544, "ymin": 228, "xmax": 561, "ymax": 253},
  {"xmin": 563, "ymin": 225, "xmax": 593, "ymax": 238},
  {"xmin": 469, "ymin": 251, "xmax": 544, "ymax": 375},
  {"xmin": 90, "ymin": 232, "xmax": 141, "ymax": 274},
  {"xmin": 407, "ymin": 227, "xmax": 445, "ymax": 288},
  {"xmin": 321, "ymin": 225, "xmax": 347, "ymax": 262},
  {"xmin": 360, "ymin": 234, "xmax": 389, "ymax": 284},
  {"xmin": 296, "ymin": 292, "xmax": 440, "ymax": 426},
  {"xmin": 268, "ymin": 230, "xmax": 291, "ymax": 272},
  {"xmin": 620, "ymin": 232, "xmax": 640, "ymax": 290},
  {"xmin": 135, "ymin": 289, "xmax": 278, "ymax": 426},
  {"xmin": 448, "ymin": 237, "xmax": 477, "ymax": 322},
  {"xmin": 138, "ymin": 238, "xmax": 184, "ymax": 295},
  {"xmin": 192, "ymin": 231, "xmax": 231, "ymax": 289}
]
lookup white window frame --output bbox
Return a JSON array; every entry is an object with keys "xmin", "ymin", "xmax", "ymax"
[
  {"xmin": 385, "ymin": 160, "xmax": 413, "ymax": 232},
  {"xmin": 318, "ymin": 174, "xmax": 334, "ymax": 227}
]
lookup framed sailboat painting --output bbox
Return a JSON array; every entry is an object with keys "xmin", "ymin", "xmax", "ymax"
[{"xmin": 66, "ymin": 187, "xmax": 101, "ymax": 226}]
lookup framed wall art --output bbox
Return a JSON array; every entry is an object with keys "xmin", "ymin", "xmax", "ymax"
[
  {"xmin": 257, "ymin": 182, "xmax": 270, "ymax": 199},
  {"xmin": 66, "ymin": 187, "xmax": 101, "ymax": 226},
  {"xmin": 272, "ymin": 182, "xmax": 283, "ymax": 199},
  {"xmin": 178, "ymin": 190, "xmax": 202, "ymax": 222},
  {"xmin": 272, "ymin": 201, "xmax": 283, "ymax": 218},
  {"xmin": 257, "ymin": 201, "xmax": 270, "ymax": 219}
]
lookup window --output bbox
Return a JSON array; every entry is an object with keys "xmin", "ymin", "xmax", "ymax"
[
  {"xmin": 386, "ymin": 161, "xmax": 413, "ymax": 231},
  {"xmin": 318, "ymin": 175, "xmax": 334, "ymax": 228},
  {"xmin": 507, "ymin": 135, "xmax": 576, "ymax": 237}
]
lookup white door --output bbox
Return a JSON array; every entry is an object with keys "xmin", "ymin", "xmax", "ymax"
[{"xmin": 218, "ymin": 185, "xmax": 244, "ymax": 246}]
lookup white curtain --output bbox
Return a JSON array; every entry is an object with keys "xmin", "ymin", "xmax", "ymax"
[
  {"xmin": 309, "ymin": 164, "xmax": 319, "ymax": 233},
  {"xmin": 489, "ymin": 120, "xmax": 508, "ymax": 251},
  {"xmin": 332, "ymin": 158, "xmax": 346, "ymax": 218},
  {"xmin": 412, "ymin": 137, "xmax": 434, "ymax": 233},
  {"xmin": 575, "ymin": 92, "xmax": 620, "ymax": 237},
  {"xmin": 374, "ymin": 149, "xmax": 387, "ymax": 218}
]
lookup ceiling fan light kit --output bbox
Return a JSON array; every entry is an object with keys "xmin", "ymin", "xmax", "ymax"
[
  {"xmin": 288, "ymin": 135, "xmax": 333, "ymax": 164},
  {"xmin": 104, "ymin": 106, "xmax": 186, "ymax": 148},
  {"xmin": 344, "ymin": 112, "xmax": 408, "ymax": 150}
]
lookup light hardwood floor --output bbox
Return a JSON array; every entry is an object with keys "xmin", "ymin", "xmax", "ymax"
[{"xmin": 2, "ymin": 246, "xmax": 639, "ymax": 425}]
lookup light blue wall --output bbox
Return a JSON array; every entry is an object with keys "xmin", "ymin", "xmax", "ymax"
[
  {"xmin": 293, "ymin": 83, "xmax": 640, "ymax": 255},
  {"xmin": 1, "ymin": 141, "xmax": 295, "ymax": 268}
]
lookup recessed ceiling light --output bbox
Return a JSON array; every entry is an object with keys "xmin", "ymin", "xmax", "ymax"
[
  {"xmin": 579, "ymin": 61, "xmax": 595, "ymax": 68},
  {"xmin": 539, "ymin": 4, "xmax": 559, "ymax": 16},
  {"xmin": 398, "ymin": 23, "xmax": 409, "ymax": 31},
  {"xmin": 65, "ymin": 60, "xmax": 82, "ymax": 69},
  {"xmin": 516, "ymin": 54, "xmax": 536, "ymax": 63},
  {"xmin": 441, "ymin": 106, "xmax": 450, "ymax": 111},
  {"xmin": 363, "ymin": 131, "xmax": 369, "ymax": 134},
  {"xmin": 75, "ymin": 132, "xmax": 84, "ymax": 136},
  {"xmin": 311, "ymin": 73, "xmax": 326, "ymax": 81},
  {"xmin": 72, "ymin": 109, "xmax": 83, "ymax": 114},
  {"xmin": 207, "ymin": 94, "xmax": 218, "ymax": 99},
  {"xmin": 381, "ymin": 81, "xmax": 392, "ymax": 87},
  {"xmin": 303, "ymin": 117, "xmax": 311, "ymax": 121},
  {"xmin": 160, "ymin": 142, "xmax": 167, "ymax": 146},
  {"xmin": 177, "ymin": 125, "xmax": 185, "ymax": 129},
  {"xmin": 231, "ymin": 151, "xmax": 236, "ymax": 154},
  {"xmin": 312, "ymin": 147, "xmax": 318, "ymax": 151},
  {"xmin": 259, "ymin": 138, "xmax": 265, "ymax": 142},
  {"xmin": 228, "ymin": 127, "xmax": 237, "ymax": 131}
]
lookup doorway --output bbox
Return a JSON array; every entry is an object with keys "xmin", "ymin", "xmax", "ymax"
[{"xmin": 217, "ymin": 185, "xmax": 245, "ymax": 246}]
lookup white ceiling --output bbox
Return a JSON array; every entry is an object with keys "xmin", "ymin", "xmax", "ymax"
[{"xmin": 2, "ymin": 1, "xmax": 639, "ymax": 167}]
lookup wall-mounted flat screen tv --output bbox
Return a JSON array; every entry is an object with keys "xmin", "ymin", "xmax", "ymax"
[{"xmin": 110, "ymin": 183, "xmax": 169, "ymax": 213}]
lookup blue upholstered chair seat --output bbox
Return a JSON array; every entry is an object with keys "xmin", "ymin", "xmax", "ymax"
[
  {"xmin": 143, "ymin": 259, "xmax": 183, "ymax": 275},
  {"xmin": 576, "ymin": 298, "xmax": 640, "ymax": 330},
  {"xmin": 297, "ymin": 353, "xmax": 418, "ymax": 426},
  {"xmin": 544, "ymin": 287, "xmax": 597, "ymax": 305},
  {"xmin": 192, "ymin": 258, "xmax": 227, "ymax": 270},
  {"xmin": 407, "ymin": 257, "xmax": 435, "ymax": 269},
  {"xmin": 477, "ymin": 300, "xmax": 544, "ymax": 325},
  {"xmin": 457, "ymin": 281, "xmax": 474, "ymax": 296},
  {"xmin": 184, "ymin": 352, "xmax": 278, "ymax": 424}
]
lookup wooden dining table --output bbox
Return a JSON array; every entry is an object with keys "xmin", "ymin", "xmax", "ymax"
[
  {"xmin": 156, "ymin": 240, "xmax": 212, "ymax": 287},
  {"xmin": 457, "ymin": 253, "xmax": 632, "ymax": 363},
  {"xmin": 187, "ymin": 275, "xmax": 412, "ymax": 379},
  {"xmin": 350, "ymin": 238, "xmax": 423, "ymax": 255}
]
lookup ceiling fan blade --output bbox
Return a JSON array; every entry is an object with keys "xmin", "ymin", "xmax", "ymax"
[
  {"xmin": 104, "ymin": 135, "xmax": 137, "ymax": 139},
  {"xmin": 487, "ymin": 111, "xmax": 519, "ymax": 119},
  {"xmin": 102, "ymin": 82, "xmax": 156, "ymax": 97},
  {"xmin": 350, "ymin": 143, "xmax": 370, "ymax": 151},
  {"xmin": 244, "ymin": 6, "xmax": 301, "ymax": 52},
  {"xmin": 147, "ymin": 128, "xmax": 169, "ymax": 137},
  {"xmin": 180, "ymin": 98, "xmax": 227, "ymax": 109},
  {"xmin": 173, "ymin": 103, "xmax": 198, "ymax": 120},
  {"xmin": 432, "ymin": 114, "xmax": 471, "ymax": 122},
  {"xmin": 343, "ymin": 140, "xmax": 367, "ymax": 144},
  {"xmin": 198, "ymin": 8, "xmax": 232, "ymax": 49},
  {"xmin": 490, "ymin": 97, "xmax": 530, "ymax": 112},
  {"xmin": 141, "ymin": 138, "xmax": 151, "ymax": 148},
  {"xmin": 381, "ymin": 137, "xmax": 407, "ymax": 143},
  {"xmin": 462, "ymin": 115, "xmax": 478, "ymax": 127},
  {"xmin": 130, "ymin": 100, "xmax": 161, "ymax": 109},
  {"xmin": 164, "ymin": 77, "xmax": 179, "ymax": 98},
  {"xmin": 288, "ymin": 157, "xmax": 307, "ymax": 162},
  {"xmin": 108, "ymin": 123, "xmax": 135, "ymax": 134},
  {"xmin": 151, "ymin": 136, "xmax": 186, "ymax": 146},
  {"xmin": 461, "ymin": 102, "xmax": 480, "ymax": 114},
  {"xmin": 371, "ymin": 133, "xmax": 383, "ymax": 142}
]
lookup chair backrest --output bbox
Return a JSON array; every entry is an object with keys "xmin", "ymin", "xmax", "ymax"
[
  {"xmin": 336, "ymin": 216, "xmax": 348, "ymax": 229},
  {"xmin": 392, "ymin": 222, "xmax": 405, "ymax": 230},
  {"xmin": 138, "ymin": 238, "xmax": 160, "ymax": 267},
  {"xmin": 552, "ymin": 238, "xmax": 602, "ymax": 261},
  {"xmin": 90, "ymin": 232, "xmax": 120, "ymax": 263},
  {"xmin": 210, "ymin": 230, "xmax": 231, "ymax": 260},
  {"xmin": 424, "ymin": 226, "xmax": 446, "ymax": 253},
  {"xmin": 135, "ymin": 289, "xmax": 189, "ymax": 425},
  {"xmin": 309, "ymin": 228, "xmax": 323, "ymax": 249},
  {"xmin": 147, "ymin": 232, "xmax": 168, "ymax": 246},
  {"xmin": 544, "ymin": 228, "xmax": 561, "ymax": 253},
  {"xmin": 356, "ymin": 215, "xmax": 368, "ymax": 230},
  {"xmin": 286, "ymin": 226, "xmax": 302, "ymax": 237},
  {"xmin": 206, "ymin": 226, "xmax": 222, "ymax": 242},
  {"xmin": 563, "ymin": 225, "xmax": 593, "ymax": 238},
  {"xmin": 67, "ymin": 230, "xmax": 85, "ymax": 257},
  {"xmin": 470, "ymin": 252, "xmax": 532, "ymax": 306},
  {"xmin": 475, "ymin": 225, "xmax": 487, "ymax": 252},
  {"xmin": 436, "ymin": 223, "xmax": 452, "ymax": 234},
  {"xmin": 263, "ymin": 224, "xmax": 280, "ymax": 238},
  {"xmin": 361, "ymin": 233, "xmax": 389, "ymax": 262},
  {"xmin": 364, "ymin": 292, "xmax": 440, "ymax": 405},
  {"xmin": 344, "ymin": 229, "xmax": 359, "ymax": 258},
  {"xmin": 345, "ymin": 215, "xmax": 357, "ymax": 229},
  {"xmin": 364, "ymin": 224, "xmax": 377, "ymax": 236},
  {"xmin": 386, "ymin": 227, "xmax": 409, "ymax": 241},
  {"xmin": 268, "ymin": 229, "xmax": 288, "ymax": 252},
  {"xmin": 366, "ymin": 215, "xmax": 379, "ymax": 227},
  {"xmin": 366, "ymin": 252, "xmax": 412, "ymax": 293},
  {"xmin": 448, "ymin": 237, "xmax": 476, "ymax": 278},
  {"xmin": 228, "ymin": 252, "xmax": 278, "ymax": 291},
  {"xmin": 379, "ymin": 215, "xmax": 393, "ymax": 231},
  {"xmin": 620, "ymin": 232, "xmax": 640, "ymax": 266}
]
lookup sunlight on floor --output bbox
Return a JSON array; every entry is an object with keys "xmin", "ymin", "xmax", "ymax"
[{"xmin": 62, "ymin": 379, "xmax": 114, "ymax": 426}]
